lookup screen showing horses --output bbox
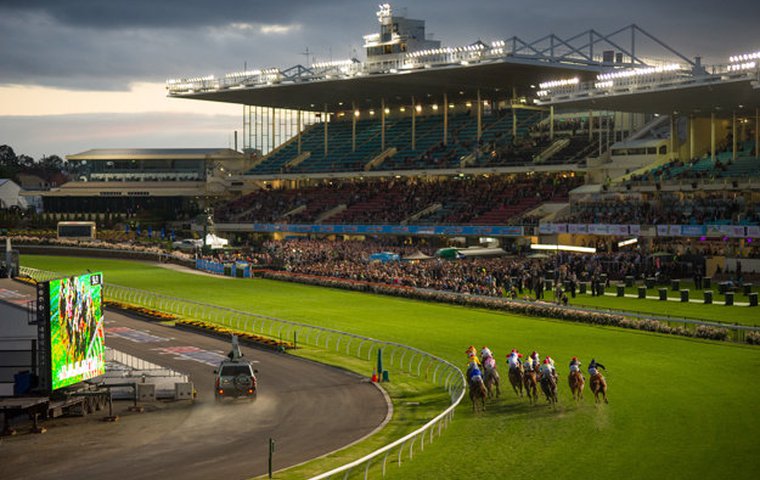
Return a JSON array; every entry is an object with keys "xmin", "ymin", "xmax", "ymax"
[{"xmin": 49, "ymin": 272, "xmax": 105, "ymax": 390}]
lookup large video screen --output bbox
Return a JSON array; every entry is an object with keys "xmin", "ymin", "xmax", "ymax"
[{"xmin": 49, "ymin": 272, "xmax": 105, "ymax": 390}]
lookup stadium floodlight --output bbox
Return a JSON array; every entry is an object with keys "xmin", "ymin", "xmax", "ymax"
[
  {"xmin": 727, "ymin": 61, "xmax": 757, "ymax": 72},
  {"xmin": 618, "ymin": 238, "xmax": 638, "ymax": 248},
  {"xmin": 530, "ymin": 243, "xmax": 597, "ymax": 254},
  {"xmin": 538, "ymin": 77, "xmax": 579, "ymax": 90},
  {"xmin": 728, "ymin": 51, "xmax": 760, "ymax": 63},
  {"xmin": 596, "ymin": 64, "xmax": 680, "ymax": 81},
  {"xmin": 595, "ymin": 80, "xmax": 614, "ymax": 89}
]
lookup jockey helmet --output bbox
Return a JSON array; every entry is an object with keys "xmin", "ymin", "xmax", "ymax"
[{"xmin": 572, "ymin": 356, "xmax": 577, "ymax": 361}]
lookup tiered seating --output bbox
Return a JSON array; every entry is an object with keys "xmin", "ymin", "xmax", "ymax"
[
  {"xmin": 216, "ymin": 173, "xmax": 581, "ymax": 225},
  {"xmin": 631, "ymin": 140, "xmax": 757, "ymax": 184},
  {"xmin": 560, "ymin": 192, "xmax": 759, "ymax": 225}
]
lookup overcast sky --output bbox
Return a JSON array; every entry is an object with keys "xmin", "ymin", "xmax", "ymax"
[{"xmin": 0, "ymin": 0, "xmax": 757, "ymax": 158}]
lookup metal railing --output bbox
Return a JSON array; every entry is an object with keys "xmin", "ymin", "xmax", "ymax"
[{"xmin": 20, "ymin": 266, "xmax": 466, "ymax": 479}]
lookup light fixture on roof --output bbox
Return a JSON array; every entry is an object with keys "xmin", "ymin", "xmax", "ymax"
[
  {"xmin": 538, "ymin": 77, "xmax": 579, "ymax": 90},
  {"xmin": 596, "ymin": 64, "xmax": 680, "ymax": 81},
  {"xmin": 728, "ymin": 51, "xmax": 760, "ymax": 63},
  {"xmin": 415, "ymin": 105, "xmax": 422, "ymax": 113},
  {"xmin": 431, "ymin": 104, "xmax": 439, "ymax": 110}
]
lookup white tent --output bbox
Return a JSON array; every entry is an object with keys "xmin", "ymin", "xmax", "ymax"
[{"xmin": 205, "ymin": 233, "xmax": 229, "ymax": 249}]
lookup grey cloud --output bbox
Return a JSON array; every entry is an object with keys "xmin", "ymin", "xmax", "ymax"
[
  {"xmin": 0, "ymin": 0, "xmax": 758, "ymax": 91},
  {"xmin": 0, "ymin": 0, "xmax": 347, "ymax": 29},
  {"xmin": 0, "ymin": 112, "xmax": 241, "ymax": 158}
]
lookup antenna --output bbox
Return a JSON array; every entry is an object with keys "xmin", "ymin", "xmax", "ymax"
[{"xmin": 301, "ymin": 47, "xmax": 312, "ymax": 66}]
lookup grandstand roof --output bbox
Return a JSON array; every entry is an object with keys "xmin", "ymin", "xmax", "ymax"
[
  {"xmin": 173, "ymin": 59, "xmax": 599, "ymax": 111},
  {"xmin": 66, "ymin": 148, "xmax": 245, "ymax": 161},
  {"xmin": 544, "ymin": 76, "xmax": 760, "ymax": 116}
]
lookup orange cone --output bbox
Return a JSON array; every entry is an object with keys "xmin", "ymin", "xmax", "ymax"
[{"xmin": 371, "ymin": 369, "xmax": 378, "ymax": 382}]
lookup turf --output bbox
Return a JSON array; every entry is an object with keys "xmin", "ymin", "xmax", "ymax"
[{"xmin": 21, "ymin": 255, "xmax": 760, "ymax": 479}]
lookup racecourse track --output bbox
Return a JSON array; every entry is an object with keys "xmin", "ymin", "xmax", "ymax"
[{"xmin": 0, "ymin": 279, "xmax": 388, "ymax": 480}]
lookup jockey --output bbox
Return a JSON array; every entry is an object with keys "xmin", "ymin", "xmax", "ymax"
[
  {"xmin": 530, "ymin": 351, "xmax": 540, "ymax": 366},
  {"xmin": 480, "ymin": 346, "xmax": 493, "ymax": 361},
  {"xmin": 588, "ymin": 358, "xmax": 606, "ymax": 377},
  {"xmin": 506, "ymin": 350, "xmax": 523, "ymax": 371},
  {"xmin": 545, "ymin": 356, "xmax": 556, "ymax": 368},
  {"xmin": 539, "ymin": 358, "xmax": 555, "ymax": 380},
  {"xmin": 467, "ymin": 362, "xmax": 483, "ymax": 385},
  {"xmin": 523, "ymin": 356, "xmax": 535, "ymax": 373},
  {"xmin": 466, "ymin": 346, "xmax": 480, "ymax": 365},
  {"xmin": 569, "ymin": 356, "xmax": 582, "ymax": 374}
]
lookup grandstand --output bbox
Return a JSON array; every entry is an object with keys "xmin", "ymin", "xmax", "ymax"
[{"xmin": 24, "ymin": 4, "xmax": 756, "ymax": 252}]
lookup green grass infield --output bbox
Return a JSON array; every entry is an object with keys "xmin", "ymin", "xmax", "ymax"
[{"xmin": 21, "ymin": 255, "xmax": 760, "ymax": 479}]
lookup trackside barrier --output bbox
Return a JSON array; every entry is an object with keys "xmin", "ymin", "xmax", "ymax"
[{"xmin": 20, "ymin": 266, "xmax": 466, "ymax": 479}]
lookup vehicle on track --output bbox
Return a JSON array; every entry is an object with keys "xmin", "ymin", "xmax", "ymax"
[{"xmin": 214, "ymin": 335, "xmax": 258, "ymax": 401}]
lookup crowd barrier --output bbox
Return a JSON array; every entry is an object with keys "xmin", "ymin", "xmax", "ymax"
[{"xmin": 20, "ymin": 266, "xmax": 465, "ymax": 479}]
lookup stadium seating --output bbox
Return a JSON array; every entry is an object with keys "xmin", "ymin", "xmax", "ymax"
[
  {"xmin": 246, "ymin": 109, "xmax": 554, "ymax": 175},
  {"xmin": 217, "ymin": 173, "xmax": 582, "ymax": 225}
]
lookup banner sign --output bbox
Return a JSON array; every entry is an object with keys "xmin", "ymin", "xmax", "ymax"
[
  {"xmin": 238, "ymin": 224, "xmax": 525, "ymax": 237},
  {"xmin": 568, "ymin": 224, "xmax": 588, "ymax": 234}
]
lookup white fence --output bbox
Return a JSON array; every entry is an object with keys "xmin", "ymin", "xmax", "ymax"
[{"xmin": 21, "ymin": 266, "xmax": 466, "ymax": 479}]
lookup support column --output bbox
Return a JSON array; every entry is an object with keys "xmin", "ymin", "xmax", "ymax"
[
  {"xmin": 688, "ymin": 115, "xmax": 694, "ymax": 160},
  {"xmin": 381, "ymin": 98, "xmax": 386, "ymax": 151},
  {"xmin": 732, "ymin": 112, "xmax": 737, "ymax": 161},
  {"xmin": 598, "ymin": 113, "xmax": 603, "ymax": 157},
  {"xmin": 710, "ymin": 112, "xmax": 716, "ymax": 162},
  {"xmin": 297, "ymin": 110, "xmax": 302, "ymax": 155},
  {"xmin": 477, "ymin": 90, "xmax": 482, "ymax": 142},
  {"xmin": 271, "ymin": 107, "xmax": 276, "ymax": 153},
  {"xmin": 443, "ymin": 93, "xmax": 448, "ymax": 146},
  {"xmin": 549, "ymin": 106, "xmax": 555, "ymax": 141},
  {"xmin": 512, "ymin": 87, "xmax": 518, "ymax": 139},
  {"xmin": 670, "ymin": 113, "xmax": 676, "ymax": 161},
  {"xmin": 589, "ymin": 111, "xmax": 594, "ymax": 140},
  {"xmin": 756, "ymin": 108, "xmax": 759, "ymax": 160},
  {"xmin": 352, "ymin": 102, "xmax": 356, "ymax": 152},
  {"xmin": 323, "ymin": 104, "xmax": 328, "ymax": 158},
  {"xmin": 412, "ymin": 97, "xmax": 416, "ymax": 150}
]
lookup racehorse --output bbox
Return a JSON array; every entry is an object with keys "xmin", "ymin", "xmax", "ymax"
[
  {"xmin": 539, "ymin": 374, "xmax": 558, "ymax": 406},
  {"xmin": 508, "ymin": 364, "xmax": 524, "ymax": 397},
  {"xmin": 482, "ymin": 358, "xmax": 501, "ymax": 399},
  {"xmin": 469, "ymin": 376, "xmax": 487, "ymax": 412},
  {"xmin": 589, "ymin": 373, "xmax": 608, "ymax": 404},
  {"xmin": 568, "ymin": 371, "xmax": 585, "ymax": 401},
  {"xmin": 522, "ymin": 368, "xmax": 538, "ymax": 404}
]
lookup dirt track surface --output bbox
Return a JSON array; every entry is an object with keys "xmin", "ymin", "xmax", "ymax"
[{"xmin": 0, "ymin": 280, "xmax": 388, "ymax": 480}]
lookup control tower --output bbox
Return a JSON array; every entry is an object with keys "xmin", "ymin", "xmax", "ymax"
[{"xmin": 363, "ymin": 4, "xmax": 440, "ymax": 69}]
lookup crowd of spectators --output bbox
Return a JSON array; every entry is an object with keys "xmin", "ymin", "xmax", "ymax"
[
  {"xmin": 214, "ymin": 173, "xmax": 581, "ymax": 226},
  {"xmin": 217, "ymin": 238, "xmax": 691, "ymax": 300},
  {"xmin": 561, "ymin": 192, "xmax": 759, "ymax": 225}
]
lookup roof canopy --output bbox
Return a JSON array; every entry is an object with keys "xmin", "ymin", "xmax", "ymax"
[{"xmin": 173, "ymin": 59, "xmax": 599, "ymax": 112}]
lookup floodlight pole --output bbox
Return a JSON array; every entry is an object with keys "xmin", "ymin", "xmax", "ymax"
[{"xmin": 297, "ymin": 110, "xmax": 302, "ymax": 155}]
